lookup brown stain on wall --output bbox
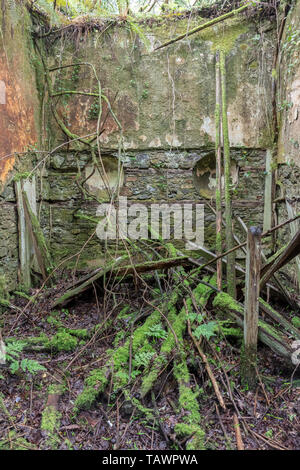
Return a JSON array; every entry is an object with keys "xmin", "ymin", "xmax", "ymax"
[
  {"xmin": 59, "ymin": 91, "xmax": 137, "ymax": 143},
  {"xmin": 0, "ymin": 57, "xmax": 38, "ymax": 184},
  {"xmin": 0, "ymin": 1, "xmax": 39, "ymax": 187}
]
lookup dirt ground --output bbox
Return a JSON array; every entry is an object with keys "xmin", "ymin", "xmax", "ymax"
[{"xmin": 0, "ymin": 278, "xmax": 299, "ymax": 451}]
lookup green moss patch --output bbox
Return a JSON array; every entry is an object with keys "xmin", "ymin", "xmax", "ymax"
[{"xmin": 74, "ymin": 369, "xmax": 108, "ymax": 413}]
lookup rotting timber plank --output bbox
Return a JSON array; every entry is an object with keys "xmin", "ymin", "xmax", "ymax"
[
  {"xmin": 213, "ymin": 292, "xmax": 294, "ymax": 364},
  {"xmin": 242, "ymin": 226, "xmax": 262, "ymax": 389},
  {"xmin": 52, "ymin": 255, "xmax": 190, "ymax": 307},
  {"xmin": 15, "ymin": 180, "xmax": 31, "ymax": 289},
  {"xmin": 260, "ymin": 229, "xmax": 300, "ymax": 289},
  {"xmin": 22, "ymin": 190, "xmax": 53, "ymax": 281}
]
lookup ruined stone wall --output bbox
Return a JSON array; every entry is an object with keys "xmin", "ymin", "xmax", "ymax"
[
  {"xmin": 1, "ymin": 3, "xmax": 299, "ymax": 291},
  {"xmin": 277, "ymin": 0, "xmax": 300, "ymax": 215},
  {"xmin": 38, "ymin": 147, "xmax": 266, "ymax": 270},
  {"xmin": 39, "ymin": 13, "xmax": 275, "ymax": 270},
  {"xmin": 0, "ymin": 2, "xmax": 41, "ymax": 290}
]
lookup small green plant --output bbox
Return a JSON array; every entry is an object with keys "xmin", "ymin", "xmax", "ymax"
[
  {"xmin": 291, "ymin": 316, "xmax": 300, "ymax": 328},
  {"xmin": 146, "ymin": 323, "xmax": 167, "ymax": 340},
  {"xmin": 141, "ymin": 89, "xmax": 149, "ymax": 100},
  {"xmin": 193, "ymin": 321, "xmax": 218, "ymax": 341},
  {"xmin": 265, "ymin": 429, "xmax": 273, "ymax": 438},
  {"xmin": 88, "ymin": 101, "xmax": 100, "ymax": 120},
  {"xmin": 277, "ymin": 100, "xmax": 292, "ymax": 112},
  {"xmin": 134, "ymin": 351, "xmax": 155, "ymax": 368},
  {"xmin": 288, "ymin": 413, "xmax": 296, "ymax": 422},
  {"xmin": 1, "ymin": 340, "xmax": 45, "ymax": 376}
]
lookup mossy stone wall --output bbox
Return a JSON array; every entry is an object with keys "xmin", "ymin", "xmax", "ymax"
[{"xmin": 1, "ymin": 6, "xmax": 299, "ymax": 289}]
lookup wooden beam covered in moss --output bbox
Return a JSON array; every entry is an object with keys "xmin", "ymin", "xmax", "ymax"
[
  {"xmin": 22, "ymin": 190, "xmax": 53, "ymax": 281},
  {"xmin": 213, "ymin": 292, "xmax": 294, "ymax": 364}
]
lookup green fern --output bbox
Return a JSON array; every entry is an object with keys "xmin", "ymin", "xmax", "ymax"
[
  {"xmin": 2, "ymin": 340, "xmax": 46, "ymax": 376},
  {"xmin": 146, "ymin": 323, "xmax": 167, "ymax": 340},
  {"xmin": 20, "ymin": 359, "xmax": 46, "ymax": 374},
  {"xmin": 127, "ymin": 17, "xmax": 151, "ymax": 51},
  {"xmin": 134, "ymin": 351, "xmax": 155, "ymax": 368},
  {"xmin": 188, "ymin": 312, "xmax": 204, "ymax": 324},
  {"xmin": 193, "ymin": 321, "xmax": 218, "ymax": 341}
]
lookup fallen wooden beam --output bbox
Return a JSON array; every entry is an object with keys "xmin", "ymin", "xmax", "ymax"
[
  {"xmin": 260, "ymin": 229, "xmax": 300, "ymax": 289},
  {"xmin": 213, "ymin": 292, "xmax": 294, "ymax": 364},
  {"xmin": 259, "ymin": 298, "xmax": 300, "ymax": 340},
  {"xmin": 261, "ymin": 244, "xmax": 288, "ymax": 277},
  {"xmin": 52, "ymin": 255, "xmax": 190, "ymax": 307},
  {"xmin": 154, "ymin": 2, "xmax": 251, "ymax": 51}
]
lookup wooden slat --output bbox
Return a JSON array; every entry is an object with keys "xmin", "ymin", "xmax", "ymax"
[{"xmin": 243, "ymin": 226, "xmax": 262, "ymax": 388}]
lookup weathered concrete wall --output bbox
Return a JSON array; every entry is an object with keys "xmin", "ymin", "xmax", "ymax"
[
  {"xmin": 35, "ymin": 148, "xmax": 265, "ymax": 269},
  {"xmin": 48, "ymin": 15, "xmax": 274, "ymax": 151}
]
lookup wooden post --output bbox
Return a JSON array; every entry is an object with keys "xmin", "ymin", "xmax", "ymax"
[
  {"xmin": 22, "ymin": 191, "xmax": 53, "ymax": 281},
  {"xmin": 220, "ymin": 50, "xmax": 236, "ymax": 299},
  {"xmin": 15, "ymin": 180, "xmax": 32, "ymax": 290},
  {"xmin": 215, "ymin": 51, "xmax": 223, "ymax": 291},
  {"xmin": 263, "ymin": 149, "xmax": 273, "ymax": 233},
  {"xmin": 242, "ymin": 226, "xmax": 262, "ymax": 389}
]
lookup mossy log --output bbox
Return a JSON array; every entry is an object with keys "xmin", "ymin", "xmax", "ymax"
[
  {"xmin": 74, "ymin": 308, "xmax": 163, "ymax": 412},
  {"xmin": 260, "ymin": 229, "xmax": 300, "ymax": 288},
  {"xmin": 213, "ymin": 292, "xmax": 294, "ymax": 363},
  {"xmin": 259, "ymin": 298, "xmax": 300, "ymax": 340},
  {"xmin": 140, "ymin": 275, "xmax": 217, "ymax": 397},
  {"xmin": 154, "ymin": 2, "xmax": 251, "ymax": 50},
  {"xmin": 52, "ymin": 255, "xmax": 190, "ymax": 307},
  {"xmin": 41, "ymin": 384, "xmax": 64, "ymax": 450},
  {"xmin": 173, "ymin": 350, "xmax": 205, "ymax": 450}
]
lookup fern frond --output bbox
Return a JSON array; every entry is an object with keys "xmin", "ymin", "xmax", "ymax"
[{"xmin": 193, "ymin": 321, "xmax": 218, "ymax": 341}]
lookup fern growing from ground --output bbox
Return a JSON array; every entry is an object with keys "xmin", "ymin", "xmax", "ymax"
[
  {"xmin": 146, "ymin": 323, "xmax": 167, "ymax": 340},
  {"xmin": 1, "ymin": 339, "xmax": 46, "ymax": 376},
  {"xmin": 193, "ymin": 321, "xmax": 218, "ymax": 341},
  {"xmin": 134, "ymin": 351, "xmax": 155, "ymax": 368}
]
